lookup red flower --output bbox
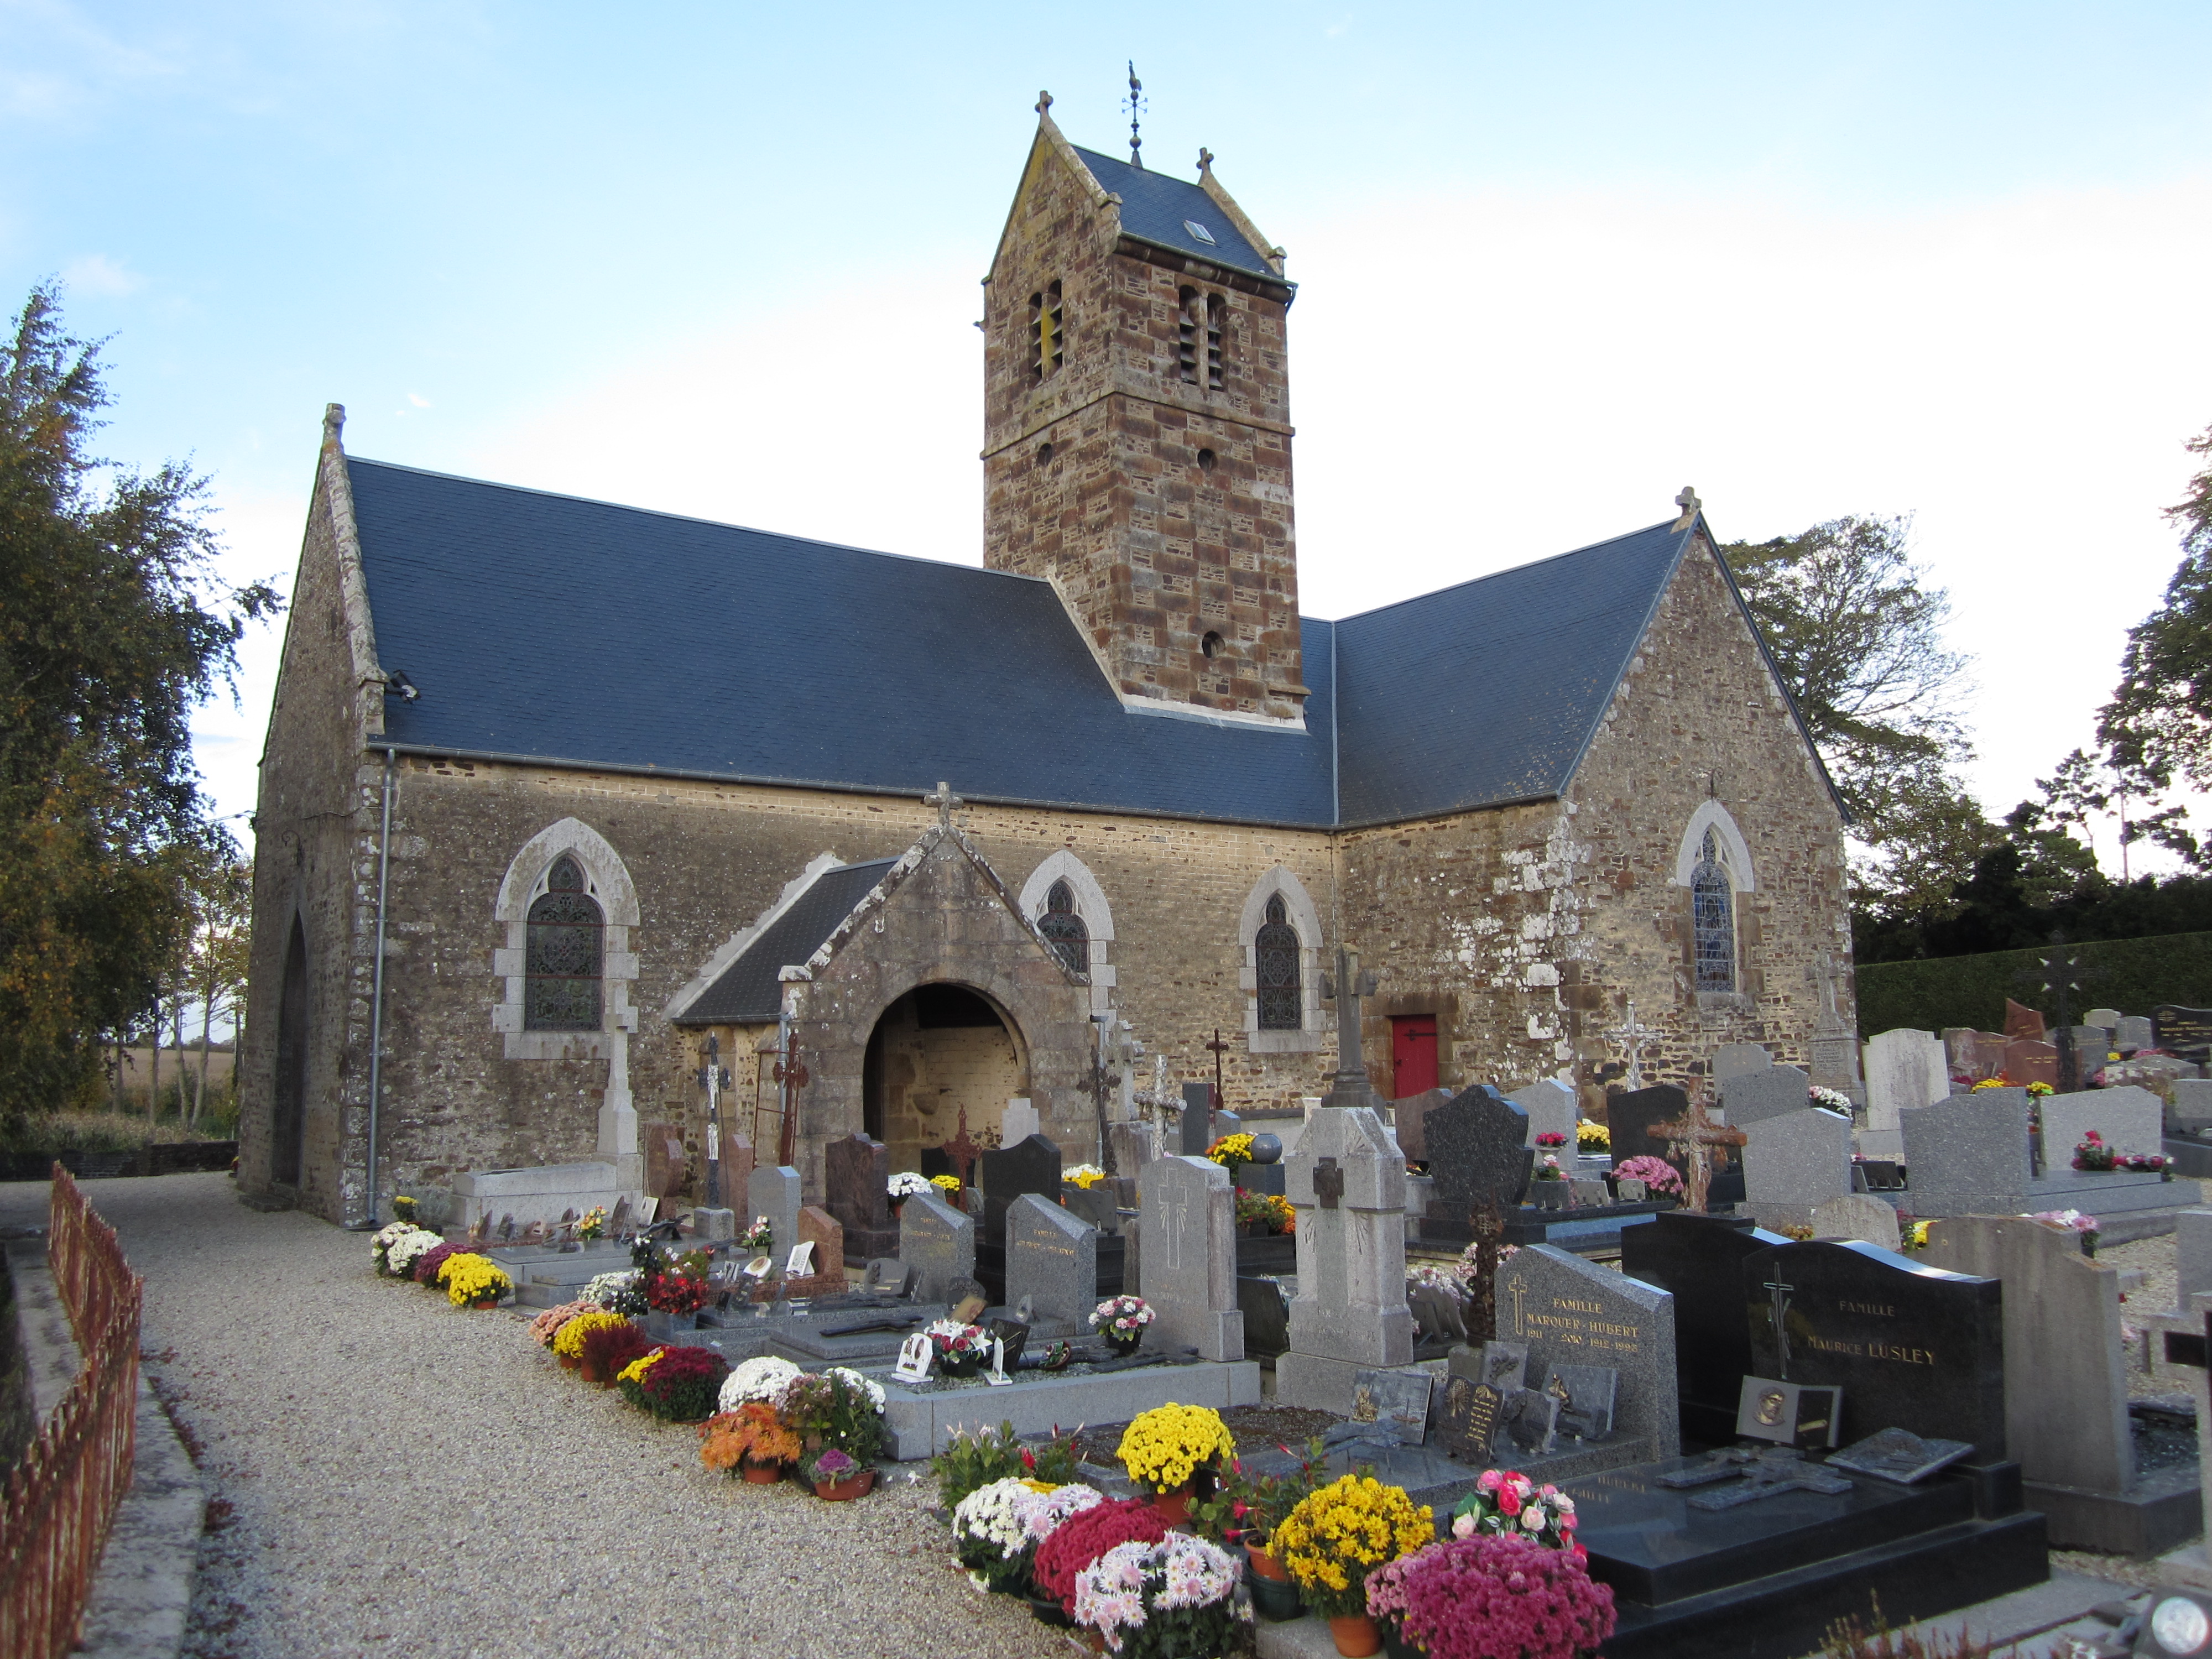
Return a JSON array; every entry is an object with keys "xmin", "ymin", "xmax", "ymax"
[
  {"xmin": 1020, "ymin": 1447, "xmax": 1036, "ymax": 1469},
  {"xmin": 1498, "ymin": 1485, "xmax": 1522, "ymax": 1517}
]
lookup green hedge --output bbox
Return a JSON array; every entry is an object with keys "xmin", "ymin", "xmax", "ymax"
[{"xmin": 1856, "ymin": 931, "xmax": 2212, "ymax": 1038}]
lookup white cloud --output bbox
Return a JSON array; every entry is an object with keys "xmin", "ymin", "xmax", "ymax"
[
  {"xmin": 61, "ymin": 252, "xmax": 143, "ymax": 297},
  {"xmin": 406, "ymin": 392, "xmax": 430, "ymax": 408}
]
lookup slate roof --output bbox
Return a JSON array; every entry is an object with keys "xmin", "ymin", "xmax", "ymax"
[
  {"xmin": 344, "ymin": 458, "xmax": 1814, "ymax": 831},
  {"xmin": 1070, "ymin": 147, "xmax": 1279, "ymax": 281},
  {"xmin": 674, "ymin": 858, "xmax": 898, "ymax": 1026}
]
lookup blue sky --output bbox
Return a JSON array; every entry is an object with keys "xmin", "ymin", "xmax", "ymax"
[{"xmin": 8, "ymin": 2, "xmax": 2212, "ymax": 865}]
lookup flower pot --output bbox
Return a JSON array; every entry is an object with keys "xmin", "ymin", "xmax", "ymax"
[
  {"xmin": 1246, "ymin": 1559, "xmax": 1303, "ymax": 1623},
  {"xmin": 1152, "ymin": 1483, "xmax": 1193, "ymax": 1525},
  {"xmin": 1246, "ymin": 1546, "xmax": 1288, "ymax": 1581},
  {"xmin": 559, "ymin": 1354, "xmax": 580, "ymax": 1370},
  {"xmin": 1084, "ymin": 1631, "xmax": 1105, "ymax": 1654},
  {"xmin": 939, "ymin": 1354, "xmax": 983, "ymax": 1378},
  {"xmin": 1026, "ymin": 1594, "xmax": 1074, "ymax": 1628},
  {"xmin": 1327, "ymin": 1614, "xmax": 1383, "ymax": 1657},
  {"xmin": 1107, "ymin": 1332, "xmax": 1142, "ymax": 1357},
  {"xmin": 2081, "ymin": 1233, "xmax": 2100, "ymax": 1258},
  {"xmin": 1381, "ymin": 1623, "xmax": 1419, "ymax": 1659},
  {"xmin": 473, "ymin": 1297, "xmax": 500, "ymax": 1310},
  {"xmin": 813, "ymin": 1469, "xmax": 875, "ymax": 1501},
  {"xmin": 740, "ymin": 1457, "xmax": 783, "ymax": 1485},
  {"xmin": 580, "ymin": 1354, "xmax": 610, "ymax": 1385}
]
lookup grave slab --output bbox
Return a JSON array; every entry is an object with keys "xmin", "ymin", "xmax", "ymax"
[{"xmin": 870, "ymin": 1357, "xmax": 1262, "ymax": 1459}]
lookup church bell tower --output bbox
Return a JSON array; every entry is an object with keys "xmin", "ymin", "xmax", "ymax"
[{"xmin": 981, "ymin": 96, "xmax": 1307, "ymax": 723}]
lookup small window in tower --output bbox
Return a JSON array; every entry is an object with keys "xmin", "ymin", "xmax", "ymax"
[
  {"xmin": 1183, "ymin": 219, "xmax": 1218, "ymax": 245},
  {"xmin": 1196, "ymin": 447, "xmax": 1217, "ymax": 473},
  {"xmin": 1206, "ymin": 294, "xmax": 1225, "ymax": 390},
  {"xmin": 1202, "ymin": 630, "xmax": 1225, "ymax": 658},
  {"xmin": 1038, "ymin": 441, "xmax": 1054, "ymax": 466},
  {"xmin": 1027, "ymin": 292, "xmax": 1044, "ymax": 383},
  {"xmin": 1176, "ymin": 288, "xmax": 1199, "ymax": 385},
  {"xmin": 1044, "ymin": 280, "xmax": 1065, "ymax": 377}
]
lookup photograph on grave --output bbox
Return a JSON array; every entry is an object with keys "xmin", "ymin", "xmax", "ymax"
[
  {"xmin": 1623, "ymin": 1211, "xmax": 1806, "ymax": 1446},
  {"xmin": 1349, "ymin": 1369, "xmax": 1435, "ymax": 1445},
  {"xmin": 1733, "ymin": 1378, "xmax": 1841, "ymax": 1449}
]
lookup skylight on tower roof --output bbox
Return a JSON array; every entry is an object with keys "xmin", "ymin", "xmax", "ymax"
[{"xmin": 1183, "ymin": 220, "xmax": 1217, "ymax": 245}]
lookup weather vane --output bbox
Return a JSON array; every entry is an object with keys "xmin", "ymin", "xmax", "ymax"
[{"xmin": 1123, "ymin": 61, "xmax": 1146, "ymax": 168}]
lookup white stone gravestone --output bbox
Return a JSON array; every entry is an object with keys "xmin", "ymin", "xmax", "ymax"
[
  {"xmin": 1809, "ymin": 1192, "xmax": 1902, "ymax": 1251},
  {"xmin": 1276, "ymin": 1106, "xmax": 1415, "ymax": 1413},
  {"xmin": 1001, "ymin": 1097, "xmax": 1041, "ymax": 1147},
  {"xmin": 1509, "ymin": 1079, "xmax": 1578, "ymax": 1151},
  {"xmin": 1861, "ymin": 1029, "xmax": 1948, "ymax": 1162},
  {"xmin": 746, "ymin": 1165, "xmax": 802, "ymax": 1267}
]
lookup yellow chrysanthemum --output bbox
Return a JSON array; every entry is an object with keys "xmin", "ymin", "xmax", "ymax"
[
  {"xmin": 1115, "ymin": 1404, "xmax": 1237, "ymax": 1491},
  {"xmin": 552, "ymin": 1310, "xmax": 626, "ymax": 1358},
  {"xmin": 617, "ymin": 1348, "xmax": 666, "ymax": 1385}
]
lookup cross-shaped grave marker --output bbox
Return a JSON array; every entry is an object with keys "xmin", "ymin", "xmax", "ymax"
[
  {"xmin": 943, "ymin": 1106, "xmax": 982, "ymax": 1199},
  {"xmin": 1647, "ymin": 1094, "xmax": 1746, "ymax": 1214},
  {"xmin": 695, "ymin": 1034, "xmax": 732, "ymax": 1208},
  {"xmin": 1608, "ymin": 999, "xmax": 1660, "ymax": 1089}
]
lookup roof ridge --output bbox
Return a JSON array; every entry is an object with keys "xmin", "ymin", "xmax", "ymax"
[{"xmin": 1328, "ymin": 519, "xmax": 1685, "ymax": 626}]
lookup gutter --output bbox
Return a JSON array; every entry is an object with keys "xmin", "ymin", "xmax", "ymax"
[{"xmin": 363, "ymin": 744, "xmax": 395, "ymax": 1226}]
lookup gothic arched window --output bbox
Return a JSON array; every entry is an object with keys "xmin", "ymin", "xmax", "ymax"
[
  {"xmin": 525, "ymin": 855, "xmax": 603, "ymax": 1030},
  {"xmin": 1038, "ymin": 878, "xmax": 1089, "ymax": 976},
  {"xmin": 1691, "ymin": 829, "xmax": 1736, "ymax": 994},
  {"xmin": 1255, "ymin": 894, "xmax": 1302, "ymax": 1030}
]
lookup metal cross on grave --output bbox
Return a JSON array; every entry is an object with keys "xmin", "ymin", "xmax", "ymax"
[
  {"xmin": 1646, "ymin": 1094, "xmax": 1746, "ymax": 1215},
  {"xmin": 1764, "ymin": 1271, "xmax": 1796, "ymax": 1379},
  {"xmin": 695, "ymin": 1034, "xmax": 732, "ymax": 1209},
  {"xmin": 924, "ymin": 780, "xmax": 964, "ymax": 830},
  {"xmin": 1606, "ymin": 999, "xmax": 1659, "ymax": 1091},
  {"xmin": 1466, "ymin": 1199, "xmax": 1507, "ymax": 1343},
  {"xmin": 1204, "ymin": 1027, "xmax": 1232, "ymax": 1115},
  {"xmin": 771, "ymin": 1033, "xmax": 810, "ymax": 1168},
  {"xmin": 943, "ymin": 1107, "xmax": 982, "ymax": 1198},
  {"xmin": 1319, "ymin": 947, "xmax": 1380, "ymax": 1084}
]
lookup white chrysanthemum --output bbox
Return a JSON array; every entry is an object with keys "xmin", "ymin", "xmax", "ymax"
[
  {"xmin": 1010, "ymin": 1481, "xmax": 1102, "ymax": 1545},
  {"xmin": 718, "ymin": 1356, "xmax": 804, "ymax": 1413},
  {"xmin": 823, "ymin": 1366, "xmax": 886, "ymax": 1411},
  {"xmin": 888, "ymin": 1171, "xmax": 933, "ymax": 1198},
  {"xmin": 951, "ymin": 1478, "xmax": 1038, "ymax": 1562},
  {"xmin": 385, "ymin": 1229, "xmax": 440, "ymax": 1272}
]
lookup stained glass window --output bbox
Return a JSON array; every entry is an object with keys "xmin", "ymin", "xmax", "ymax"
[
  {"xmin": 1255, "ymin": 894, "xmax": 1302, "ymax": 1031},
  {"xmin": 1692, "ymin": 830, "xmax": 1736, "ymax": 994},
  {"xmin": 1038, "ymin": 878, "xmax": 1089, "ymax": 976},
  {"xmin": 525, "ymin": 855, "xmax": 603, "ymax": 1030}
]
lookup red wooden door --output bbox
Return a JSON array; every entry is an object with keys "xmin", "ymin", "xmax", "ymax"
[{"xmin": 1391, "ymin": 1015, "xmax": 1438, "ymax": 1098}]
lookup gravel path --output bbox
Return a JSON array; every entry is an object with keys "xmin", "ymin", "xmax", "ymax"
[{"xmin": 0, "ymin": 1173, "xmax": 1070, "ymax": 1659}]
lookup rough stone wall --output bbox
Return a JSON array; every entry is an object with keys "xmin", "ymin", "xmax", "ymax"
[
  {"xmin": 1332, "ymin": 532, "xmax": 1853, "ymax": 1115},
  {"xmin": 351, "ymin": 758, "xmax": 1343, "ymax": 1211},
  {"xmin": 865, "ymin": 1000, "xmax": 1023, "ymax": 1175},
  {"xmin": 237, "ymin": 442, "xmax": 384, "ymax": 1222},
  {"xmin": 981, "ymin": 127, "xmax": 1303, "ymax": 719}
]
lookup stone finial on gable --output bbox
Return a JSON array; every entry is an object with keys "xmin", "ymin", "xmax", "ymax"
[
  {"xmin": 1673, "ymin": 486, "xmax": 1702, "ymax": 530},
  {"xmin": 323, "ymin": 403, "xmax": 346, "ymax": 450}
]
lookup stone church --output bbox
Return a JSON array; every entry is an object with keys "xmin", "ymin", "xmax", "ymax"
[{"xmin": 239, "ymin": 100, "xmax": 1855, "ymax": 1225}]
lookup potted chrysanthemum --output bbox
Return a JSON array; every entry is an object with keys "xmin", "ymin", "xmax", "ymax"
[
  {"xmin": 1271, "ymin": 1473, "xmax": 1436, "ymax": 1656},
  {"xmin": 698, "ymin": 1401, "xmax": 802, "ymax": 1483},
  {"xmin": 1115, "ymin": 1402, "xmax": 1235, "ymax": 1524},
  {"xmin": 1074, "ymin": 1533, "xmax": 1244, "ymax": 1657}
]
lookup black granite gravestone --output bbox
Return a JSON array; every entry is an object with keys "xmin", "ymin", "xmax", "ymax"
[
  {"xmin": 973, "ymin": 1132, "xmax": 1062, "ymax": 1303},
  {"xmin": 1743, "ymin": 1239, "xmax": 2006, "ymax": 1463},
  {"xmin": 1622, "ymin": 1210, "xmax": 1793, "ymax": 1447},
  {"xmin": 1608, "ymin": 1084, "xmax": 1692, "ymax": 1184},
  {"xmin": 1181, "ymin": 1083, "xmax": 1214, "ymax": 1154},
  {"xmin": 2154, "ymin": 1004, "xmax": 2212, "ymax": 1063},
  {"xmin": 1418, "ymin": 1086, "xmax": 1532, "ymax": 1243},
  {"xmin": 823, "ymin": 1133, "xmax": 899, "ymax": 1263}
]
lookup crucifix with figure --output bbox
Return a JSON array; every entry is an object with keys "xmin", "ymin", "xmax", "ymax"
[
  {"xmin": 1646, "ymin": 1094, "xmax": 1746, "ymax": 1214},
  {"xmin": 1608, "ymin": 999, "xmax": 1658, "ymax": 1091},
  {"xmin": 696, "ymin": 1034, "xmax": 732, "ymax": 1209},
  {"xmin": 770, "ymin": 1034, "xmax": 809, "ymax": 1168}
]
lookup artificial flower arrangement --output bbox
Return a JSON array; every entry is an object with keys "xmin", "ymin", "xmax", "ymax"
[
  {"xmin": 1809, "ymin": 1086, "xmax": 1856, "ymax": 1115},
  {"xmin": 2074, "ymin": 1130, "xmax": 2119, "ymax": 1172},
  {"xmin": 927, "ymin": 1319, "xmax": 994, "ymax": 1375},
  {"xmin": 953, "ymin": 1477, "xmax": 1063, "ymax": 1592},
  {"xmin": 437, "ymin": 1252, "xmax": 512, "ymax": 1308},
  {"xmin": 888, "ymin": 1171, "xmax": 934, "ymax": 1204},
  {"xmin": 1235, "ymin": 1190, "xmax": 1296, "ymax": 1234},
  {"xmin": 928, "ymin": 1173, "xmax": 963, "ymax": 1197},
  {"xmin": 1034, "ymin": 1497, "xmax": 1171, "ymax": 1617},
  {"xmin": 1575, "ymin": 1120, "xmax": 1609, "ymax": 1151},
  {"xmin": 699, "ymin": 1400, "xmax": 802, "ymax": 1476},
  {"xmin": 371, "ymin": 1221, "xmax": 436, "ymax": 1277},
  {"xmin": 1063, "ymin": 1164, "xmax": 1107, "ymax": 1189},
  {"xmin": 1206, "ymin": 1133, "xmax": 1257, "ymax": 1173},
  {"xmin": 1450, "ymin": 1469, "xmax": 1580, "ymax": 1554},
  {"xmin": 1535, "ymin": 1131, "xmax": 1568, "ymax": 1150},
  {"xmin": 584, "ymin": 1269, "xmax": 648, "ymax": 1316},
  {"xmin": 737, "ymin": 1215, "xmax": 775, "ymax": 1251},
  {"xmin": 2027, "ymin": 1081, "xmax": 2055, "ymax": 1098},
  {"xmin": 1392, "ymin": 1533, "xmax": 1615, "ymax": 1659},
  {"xmin": 576, "ymin": 1204, "xmax": 609, "ymax": 1241},
  {"xmin": 1611, "ymin": 1155, "xmax": 1683, "ymax": 1198},
  {"xmin": 2122, "ymin": 1152, "xmax": 2174, "ymax": 1177},
  {"xmin": 617, "ymin": 1344, "xmax": 729, "ymax": 1421},
  {"xmin": 1116, "ymin": 1402, "xmax": 1235, "ymax": 1497},
  {"xmin": 410, "ymin": 1240, "xmax": 461, "ymax": 1286},
  {"xmin": 1270, "ymin": 1474, "xmax": 1434, "ymax": 1627},
  {"xmin": 2030, "ymin": 1207, "xmax": 2102, "ymax": 1248},
  {"xmin": 1898, "ymin": 1218, "xmax": 1931, "ymax": 1254},
  {"xmin": 529, "ymin": 1299, "xmax": 595, "ymax": 1349},
  {"xmin": 1533, "ymin": 1153, "xmax": 1566, "ymax": 1182},
  {"xmin": 551, "ymin": 1308, "xmax": 627, "ymax": 1360},
  {"xmin": 1091, "ymin": 1295, "xmax": 1156, "ymax": 1352},
  {"xmin": 720, "ymin": 1355, "xmax": 805, "ymax": 1411},
  {"xmin": 1074, "ymin": 1532, "xmax": 1244, "ymax": 1658}
]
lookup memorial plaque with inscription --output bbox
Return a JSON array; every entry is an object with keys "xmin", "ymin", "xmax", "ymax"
[
  {"xmin": 1743, "ymin": 1239, "xmax": 2005, "ymax": 1462},
  {"xmin": 2156, "ymin": 1004, "xmax": 2212, "ymax": 1062},
  {"xmin": 1441, "ymin": 1376, "xmax": 1504, "ymax": 1464}
]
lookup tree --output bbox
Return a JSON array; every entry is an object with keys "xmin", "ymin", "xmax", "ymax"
[
  {"xmin": 0, "ymin": 284, "xmax": 279, "ymax": 1131},
  {"xmin": 1721, "ymin": 515, "xmax": 1991, "ymax": 924},
  {"xmin": 181, "ymin": 843, "xmax": 251, "ymax": 1128}
]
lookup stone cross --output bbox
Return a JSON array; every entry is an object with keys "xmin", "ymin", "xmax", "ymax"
[
  {"xmin": 1608, "ymin": 999, "xmax": 1659, "ymax": 1090},
  {"xmin": 924, "ymin": 780, "xmax": 963, "ymax": 829},
  {"xmin": 1647, "ymin": 1095, "xmax": 1746, "ymax": 1214},
  {"xmin": 1035, "ymin": 90, "xmax": 1052, "ymax": 116},
  {"xmin": 695, "ymin": 1034, "xmax": 732, "ymax": 1209},
  {"xmin": 1312, "ymin": 1156, "xmax": 1343, "ymax": 1209},
  {"xmin": 1674, "ymin": 485, "xmax": 1702, "ymax": 524},
  {"xmin": 1320, "ymin": 947, "xmax": 1380, "ymax": 1081}
]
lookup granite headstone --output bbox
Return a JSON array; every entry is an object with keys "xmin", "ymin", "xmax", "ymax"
[
  {"xmin": 1621, "ymin": 1210, "xmax": 1792, "ymax": 1446},
  {"xmin": 896, "ymin": 1190, "xmax": 975, "ymax": 1302},
  {"xmin": 979, "ymin": 1133, "xmax": 1062, "ymax": 1248},
  {"xmin": 1136, "ymin": 1154, "xmax": 1244, "ymax": 1361},
  {"xmin": 1420, "ymin": 1086, "xmax": 1532, "ymax": 1241},
  {"xmin": 823, "ymin": 1133, "xmax": 899, "ymax": 1262},
  {"xmin": 1485, "ymin": 1244, "xmax": 1678, "ymax": 1458},
  {"xmin": 1004, "ymin": 1193, "xmax": 1097, "ymax": 1332},
  {"xmin": 1720, "ymin": 1063, "xmax": 1812, "ymax": 1130}
]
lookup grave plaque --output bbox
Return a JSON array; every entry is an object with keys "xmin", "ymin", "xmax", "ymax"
[
  {"xmin": 1734, "ymin": 1377, "xmax": 1841, "ymax": 1449},
  {"xmin": 1744, "ymin": 1239, "xmax": 2005, "ymax": 1462},
  {"xmin": 2155, "ymin": 1004, "xmax": 2212, "ymax": 1061},
  {"xmin": 1478, "ymin": 1340, "xmax": 1529, "ymax": 1392},
  {"xmin": 1350, "ymin": 1369, "xmax": 1436, "ymax": 1446},
  {"xmin": 1546, "ymin": 1363, "xmax": 1618, "ymax": 1439},
  {"xmin": 1441, "ymin": 1376, "xmax": 1504, "ymax": 1463},
  {"xmin": 1828, "ymin": 1426, "xmax": 1976, "ymax": 1485},
  {"xmin": 1005, "ymin": 1193, "xmax": 1097, "ymax": 1331},
  {"xmin": 1419, "ymin": 1086, "xmax": 1532, "ymax": 1241},
  {"xmin": 979, "ymin": 1133, "xmax": 1062, "ymax": 1249}
]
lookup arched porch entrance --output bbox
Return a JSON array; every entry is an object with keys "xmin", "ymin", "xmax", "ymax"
[{"xmin": 862, "ymin": 983, "xmax": 1027, "ymax": 1175}]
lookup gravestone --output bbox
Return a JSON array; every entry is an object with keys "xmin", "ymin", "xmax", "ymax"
[
  {"xmin": 896, "ymin": 1190, "xmax": 975, "ymax": 1302},
  {"xmin": 793, "ymin": 1207, "xmax": 844, "ymax": 1291},
  {"xmin": 644, "ymin": 1126, "xmax": 688, "ymax": 1199},
  {"xmin": 823, "ymin": 1134, "xmax": 898, "ymax": 1262},
  {"xmin": 1062, "ymin": 1183, "xmax": 1120, "ymax": 1237},
  {"xmin": 1719, "ymin": 1063, "xmax": 1811, "ymax": 1130},
  {"xmin": 1509, "ymin": 1079, "xmax": 1578, "ymax": 1150},
  {"xmin": 1621, "ymin": 1211, "xmax": 1792, "ymax": 1446},
  {"xmin": 1919, "ymin": 1214, "xmax": 2130, "ymax": 1506},
  {"xmin": 2004, "ymin": 1039, "xmax": 2058, "ymax": 1088},
  {"xmin": 1004, "ymin": 1193, "xmax": 1098, "ymax": 1333},
  {"xmin": 723, "ymin": 1131, "xmax": 755, "ymax": 1206},
  {"xmin": 1608, "ymin": 1084, "xmax": 1690, "ymax": 1181},
  {"xmin": 979, "ymin": 1133, "xmax": 1062, "ymax": 1248},
  {"xmin": 2154, "ymin": 1005, "xmax": 2212, "ymax": 1061},
  {"xmin": 745, "ymin": 1165, "xmax": 802, "ymax": 1265},
  {"xmin": 2117, "ymin": 1014, "xmax": 2157, "ymax": 1053},
  {"xmin": 1861, "ymin": 1029, "xmax": 1947, "ymax": 1162},
  {"xmin": 1744, "ymin": 1239, "xmax": 2006, "ymax": 1462},
  {"xmin": 1713, "ymin": 1044, "xmax": 1773, "ymax": 1085},
  {"xmin": 1811, "ymin": 1192, "xmax": 1903, "ymax": 1251},
  {"xmin": 1180, "ymin": 1083, "xmax": 1213, "ymax": 1154},
  {"xmin": 1001, "ymin": 1097, "xmax": 1040, "ymax": 1145},
  {"xmin": 2174, "ymin": 1078, "xmax": 2212, "ymax": 1128},
  {"xmin": 1107, "ymin": 1119, "xmax": 1157, "ymax": 1175},
  {"xmin": 1419, "ymin": 1087, "xmax": 1532, "ymax": 1241},
  {"xmin": 1392, "ymin": 1087, "xmax": 1454, "ymax": 1164},
  {"xmin": 1278, "ymin": 1104, "xmax": 1415, "ymax": 1412},
  {"xmin": 2004, "ymin": 999, "xmax": 2046, "ymax": 1040},
  {"xmin": 2085, "ymin": 1008, "xmax": 2124, "ymax": 1032},
  {"xmin": 2041, "ymin": 1084, "xmax": 2164, "ymax": 1160},
  {"xmin": 1136, "ymin": 1154, "xmax": 1243, "ymax": 1361},
  {"xmin": 1898, "ymin": 1089, "xmax": 2032, "ymax": 1216},
  {"xmin": 1742, "ymin": 1107, "xmax": 1853, "ymax": 1228},
  {"xmin": 1485, "ymin": 1244, "xmax": 1678, "ymax": 1459},
  {"xmin": 1215, "ymin": 1109, "xmax": 1243, "ymax": 1140}
]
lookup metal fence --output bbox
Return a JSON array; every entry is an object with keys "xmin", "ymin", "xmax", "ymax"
[{"xmin": 0, "ymin": 1164, "xmax": 145, "ymax": 1659}]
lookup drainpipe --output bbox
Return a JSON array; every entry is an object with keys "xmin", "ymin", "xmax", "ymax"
[{"xmin": 364, "ymin": 744, "xmax": 396, "ymax": 1226}]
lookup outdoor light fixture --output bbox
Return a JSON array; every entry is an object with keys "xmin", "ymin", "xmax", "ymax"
[
  {"xmin": 2140, "ymin": 1590, "xmax": 2212, "ymax": 1656},
  {"xmin": 385, "ymin": 670, "xmax": 420, "ymax": 701}
]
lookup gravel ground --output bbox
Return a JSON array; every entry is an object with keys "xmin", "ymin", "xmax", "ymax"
[{"xmin": 0, "ymin": 1173, "xmax": 1074, "ymax": 1659}]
